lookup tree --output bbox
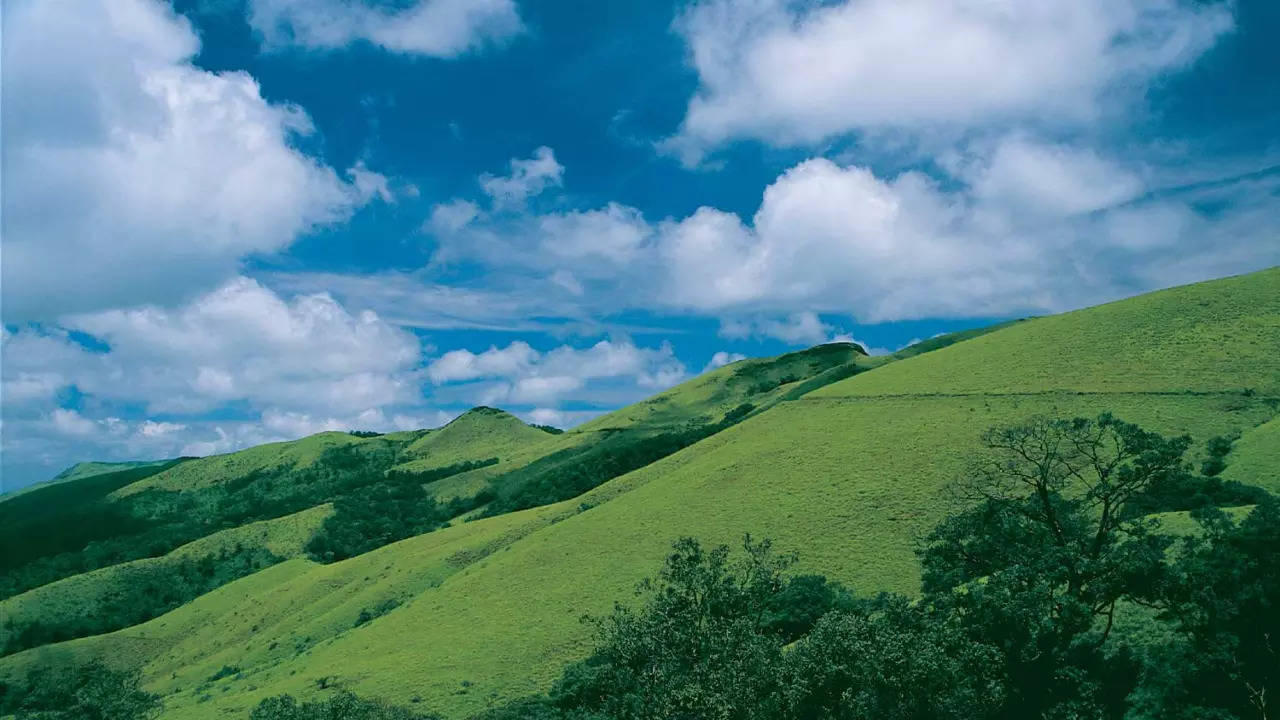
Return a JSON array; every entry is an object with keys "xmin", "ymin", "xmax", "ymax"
[
  {"xmin": 919, "ymin": 414, "xmax": 1189, "ymax": 718},
  {"xmin": 777, "ymin": 596, "xmax": 1004, "ymax": 720},
  {"xmin": 0, "ymin": 661, "xmax": 159, "ymax": 720},
  {"xmin": 550, "ymin": 536, "xmax": 794, "ymax": 720},
  {"xmin": 1135, "ymin": 499, "xmax": 1280, "ymax": 720}
]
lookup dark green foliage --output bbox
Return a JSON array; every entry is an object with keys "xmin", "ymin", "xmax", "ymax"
[
  {"xmin": 250, "ymin": 691, "xmax": 441, "ymax": 720},
  {"xmin": 547, "ymin": 536, "xmax": 792, "ymax": 720},
  {"xmin": 307, "ymin": 459, "xmax": 497, "ymax": 562},
  {"xmin": 1200, "ymin": 433, "xmax": 1236, "ymax": 477},
  {"xmin": 348, "ymin": 431, "xmax": 384, "ymax": 438},
  {"xmin": 533, "ymin": 424, "xmax": 566, "ymax": 435},
  {"xmin": 1124, "ymin": 473, "xmax": 1268, "ymax": 517},
  {"xmin": 209, "ymin": 665, "xmax": 241, "ymax": 682},
  {"xmin": 2, "ymin": 543, "xmax": 280, "ymax": 657},
  {"xmin": 0, "ymin": 460, "xmax": 188, "ymax": 596},
  {"xmin": 778, "ymin": 599, "xmax": 1004, "ymax": 720},
  {"xmin": 919, "ymin": 414, "xmax": 1187, "ymax": 719},
  {"xmin": 1135, "ymin": 499, "xmax": 1280, "ymax": 720},
  {"xmin": 483, "ymin": 406, "xmax": 756, "ymax": 517},
  {"xmin": 762, "ymin": 574, "xmax": 856, "ymax": 642},
  {"xmin": 0, "ymin": 661, "xmax": 159, "ymax": 720},
  {"xmin": 355, "ymin": 598, "xmax": 403, "ymax": 627},
  {"xmin": 538, "ymin": 537, "xmax": 1004, "ymax": 720}
]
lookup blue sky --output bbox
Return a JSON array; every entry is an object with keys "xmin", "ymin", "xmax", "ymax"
[{"xmin": 2, "ymin": 0, "xmax": 1278, "ymax": 491}]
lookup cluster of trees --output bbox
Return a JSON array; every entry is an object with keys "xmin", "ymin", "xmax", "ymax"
[
  {"xmin": 305, "ymin": 459, "xmax": 497, "ymax": 562},
  {"xmin": 0, "ymin": 461, "xmax": 189, "ymax": 599},
  {"xmin": 483, "ymin": 404, "xmax": 756, "ymax": 517},
  {"xmin": 0, "ymin": 660, "xmax": 159, "ymax": 720},
  {"xmin": 2, "ymin": 543, "xmax": 279, "ymax": 657}
]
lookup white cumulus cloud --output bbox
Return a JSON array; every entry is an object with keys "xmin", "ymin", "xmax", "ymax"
[
  {"xmin": 1, "ymin": 0, "xmax": 383, "ymax": 320},
  {"xmin": 667, "ymin": 0, "xmax": 1233, "ymax": 160}
]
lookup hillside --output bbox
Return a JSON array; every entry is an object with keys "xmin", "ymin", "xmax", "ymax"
[
  {"xmin": 2, "ymin": 269, "xmax": 1276, "ymax": 719},
  {"xmin": 0, "ymin": 341, "xmax": 863, "ymax": 669}
]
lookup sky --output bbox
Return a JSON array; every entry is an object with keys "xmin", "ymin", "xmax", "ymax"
[{"xmin": 2, "ymin": 0, "xmax": 1278, "ymax": 492}]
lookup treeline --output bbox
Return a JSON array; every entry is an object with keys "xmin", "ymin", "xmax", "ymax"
[{"xmin": 482, "ymin": 404, "xmax": 756, "ymax": 517}]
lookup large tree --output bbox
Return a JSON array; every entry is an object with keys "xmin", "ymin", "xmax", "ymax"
[{"xmin": 919, "ymin": 414, "xmax": 1190, "ymax": 718}]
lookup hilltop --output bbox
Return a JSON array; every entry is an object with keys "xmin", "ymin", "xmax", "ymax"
[{"xmin": 0, "ymin": 268, "xmax": 1276, "ymax": 719}]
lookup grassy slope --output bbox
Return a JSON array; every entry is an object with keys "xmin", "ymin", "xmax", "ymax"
[
  {"xmin": 394, "ymin": 408, "xmax": 555, "ymax": 471},
  {"xmin": 247, "ymin": 268, "xmax": 1276, "ymax": 717},
  {"xmin": 5, "ymin": 270, "xmax": 1277, "ymax": 718},
  {"xmin": 0, "ymin": 506, "xmax": 332, "ymax": 652},
  {"xmin": 114, "ymin": 431, "xmax": 423, "ymax": 498}
]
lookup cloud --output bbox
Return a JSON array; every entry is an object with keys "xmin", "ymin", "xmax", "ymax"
[
  {"xmin": 51, "ymin": 409, "xmax": 100, "ymax": 438},
  {"xmin": 413, "ymin": 135, "xmax": 1278, "ymax": 326},
  {"xmin": 2, "ymin": 278, "xmax": 423, "ymax": 434},
  {"xmin": 480, "ymin": 146, "xmax": 565, "ymax": 208},
  {"xmin": 249, "ymin": 0, "xmax": 523, "ymax": 56},
  {"xmin": 59, "ymin": 277, "xmax": 423, "ymax": 416},
  {"xmin": 667, "ymin": 0, "xmax": 1233, "ymax": 160},
  {"xmin": 650, "ymin": 146, "xmax": 1280, "ymax": 322},
  {"xmin": 1, "ymin": 0, "xmax": 383, "ymax": 321},
  {"xmin": 523, "ymin": 407, "xmax": 604, "ymax": 429},
  {"xmin": 428, "ymin": 342, "xmax": 539, "ymax": 383},
  {"xmin": 719, "ymin": 312, "xmax": 835, "ymax": 345},
  {"xmin": 958, "ymin": 134, "xmax": 1145, "ymax": 218},
  {"xmin": 1, "ymin": 279, "xmax": 440, "ymax": 488},
  {"xmin": 425, "ymin": 339, "xmax": 688, "ymax": 407},
  {"xmin": 704, "ymin": 351, "xmax": 748, "ymax": 372}
]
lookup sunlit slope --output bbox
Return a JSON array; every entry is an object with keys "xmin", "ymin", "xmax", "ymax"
[
  {"xmin": 1224, "ymin": 415, "xmax": 1280, "ymax": 493},
  {"xmin": 392, "ymin": 407, "xmax": 557, "ymax": 474},
  {"xmin": 812, "ymin": 267, "xmax": 1280, "ymax": 397},
  {"xmin": 407, "ymin": 343, "xmax": 867, "ymax": 504},
  {"xmin": 0, "ymin": 506, "xmax": 331, "ymax": 653},
  {"xmin": 114, "ymin": 430, "xmax": 423, "ymax": 497},
  {"xmin": 0, "ymin": 500, "xmax": 585, "ymax": 718}
]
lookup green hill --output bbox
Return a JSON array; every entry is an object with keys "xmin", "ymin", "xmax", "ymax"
[{"xmin": 1, "ymin": 268, "xmax": 1276, "ymax": 719}]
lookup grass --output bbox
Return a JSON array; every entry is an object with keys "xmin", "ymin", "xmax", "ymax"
[
  {"xmin": 1, "ymin": 268, "xmax": 1276, "ymax": 719},
  {"xmin": 114, "ymin": 431, "xmax": 423, "ymax": 498},
  {"xmin": 0, "ymin": 505, "xmax": 333, "ymax": 654},
  {"xmin": 1222, "ymin": 415, "xmax": 1280, "ymax": 494},
  {"xmin": 391, "ymin": 407, "xmax": 556, "ymax": 476},
  {"xmin": 812, "ymin": 267, "xmax": 1280, "ymax": 397}
]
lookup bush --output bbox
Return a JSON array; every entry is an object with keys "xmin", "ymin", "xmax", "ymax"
[
  {"xmin": 250, "ymin": 692, "xmax": 441, "ymax": 720},
  {"xmin": 0, "ymin": 661, "xmax": 159, "ymax": 720}
]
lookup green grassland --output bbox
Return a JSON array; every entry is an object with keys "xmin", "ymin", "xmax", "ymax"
[
  {"xmin": 1223, "ymin": 415, "xmax": 1280, "ymax": 493},
  {"xmin": 0, "ymin": 506, "xmax": 332, "ymax": 654},
  {"xmin": 1, "ymin": 268, "xmax": 1276, "ymax": 719},
  {"xmin": 114, "ymin": 431, "xmax": 423, "ymax": 498},
  {"xmin": 392, "ymin": 407, "xmax": 556, "ymax": 473}
]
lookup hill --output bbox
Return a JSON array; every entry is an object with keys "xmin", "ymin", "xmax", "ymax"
[{"xmin": 1, "ymin": 268, "xmax": 1276, "ymax": 719}]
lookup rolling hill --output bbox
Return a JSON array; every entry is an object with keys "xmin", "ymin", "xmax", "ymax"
[{"xmin": 1, "ymin": 268, "xmax": 1276, "ymax": 719}]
